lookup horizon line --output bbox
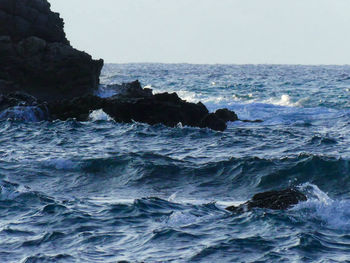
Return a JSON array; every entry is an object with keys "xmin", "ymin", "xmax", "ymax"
[{"xmin": 103, "ymin": 62, "xmax": 350, "ymax": 67}]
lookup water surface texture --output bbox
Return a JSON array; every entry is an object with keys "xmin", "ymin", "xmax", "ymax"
[{"xmin": 1, "ymin": 64, "xmax": 350, "ymax": 262}]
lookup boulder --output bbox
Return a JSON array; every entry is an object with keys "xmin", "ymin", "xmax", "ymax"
[
  {"xmin": 226, "ymin": 188, "xmax": 307, "ymax": 212},
  {"xmin": 0, "ymin": 0, "xmax": 103, "ymax": 101}
]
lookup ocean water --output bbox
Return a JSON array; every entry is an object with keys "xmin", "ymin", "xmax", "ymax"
[{"xmin": 1, "ymin": 64, "xmax": 350, "ymax": 262}]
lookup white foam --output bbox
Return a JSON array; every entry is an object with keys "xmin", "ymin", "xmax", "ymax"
[
  {"xmin": 293, "ymin": 183, "xmax": 350, "ymax": 230},
  {"xmin": 89, "ymin": 109, "xmax": 113, "ymax": 122},
  {"xmin": 95, "ymin": 86, "xmax": 117, "ymax": 98},
  {"xmin": 263, "ymin": 94, "xmax": 299, "ymax": 107}
]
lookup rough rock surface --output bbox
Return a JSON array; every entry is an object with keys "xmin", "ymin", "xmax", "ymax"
[
  {"xmin": 226, "ymin": 188, "xmax": 307, "ymax": 212},
  {"xmin": 0, "ymin": 0, "xmax": 68, "ymax": 43},
  {"xmin": 214, "ymin": 108, "xmax": 238, "ymax": 123},
  {"xmin": 47, "ymin": 80, "xmax": 237, "ymax": 131},
  {"xmin": 0, "ymin": 92, "xmax": 49, "ymax": 120},
  {"xmin": 0, "ymin": 0, "xmax": 251, "ymax": 131},
  {"xmin": 0, "ymin": 0, "xmax": 103, "ymax": 101}
]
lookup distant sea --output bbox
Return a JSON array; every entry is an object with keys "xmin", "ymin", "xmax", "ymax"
[{"xmin": 1, "ymin": 64, "xmax": 350, "ymax": 262}]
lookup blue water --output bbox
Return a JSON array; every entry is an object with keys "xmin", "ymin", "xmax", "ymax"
[{"xmin": 1, "ymin": 64, "xmax": 350, "ymax": 262}]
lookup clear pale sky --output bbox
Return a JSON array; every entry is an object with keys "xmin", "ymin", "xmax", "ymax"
[{"xmin": 49, "ymin": 0, "xmax": 350, "ymax": 64}]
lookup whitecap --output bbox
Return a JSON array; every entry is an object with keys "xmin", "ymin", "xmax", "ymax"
[
  {"xmin": 263, "ymin": 94, "xmax": 298, "ymax": 107},
  {"xmin": 89, "ymin": 109, "xmax": 113, "ymax": 122},
  {"xmin": 293, "ymin": 183, "xmax": 350, "ymax": 230}
]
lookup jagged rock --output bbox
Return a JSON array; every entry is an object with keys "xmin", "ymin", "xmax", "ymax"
[
  {"xmin": 0, "ymin": 0, "xmax": 103, "ymax": 101},
  {"xmin": 105, "ymin": 80, "xmax": 153, "ymax": 98},
  {"xmin": 0, "ymin": 0, "xmax": 258, "ymax": 130},
  {"xmin": 214, "ymin": 108, "xmax": 238, "ymax": 122},
  {"xmin": 47, "ymin": 81, "xmax": 236, "ymax": 131},
  {"xmin": 0, "ymin": 92, "xmax": 39, "ymax": 111},
  {"xmin": 0, "ymin": 92, "xmax": 49, "ymax": 120},
  {"xmin": 199, "ymin": 113, "xmax": 227, "ymax": 131},
  {"xmin": 226, "ymin": 188, "xmax": 307, "ymax": 212},
  {"xmin": 0, "ymin": 0, "xmax": 68, "ymax": 44}
]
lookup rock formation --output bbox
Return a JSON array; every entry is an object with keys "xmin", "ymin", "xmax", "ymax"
[
  {"xmin": 48, "ymin": 80, "xmax": 237, "ymax": 131},
  {"xmin": 0, "ymin": 0, "xmax": 252, "ymax": 131},
  {"xmin": 0, "ymin": 0, "xmax": 103, "ymax": 101},
  {"xmin": 226, "ymin": 188, "xmax": 307, "ymax": 212}
]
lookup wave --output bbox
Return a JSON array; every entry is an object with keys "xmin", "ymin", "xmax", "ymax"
[
  {"xmin": 0, "ymin": 180, "xmax": 54, "ymax": 205},
  {"xmin": 22, "ymin": 254, "xmax": 74, "ymax": 263},
  {"xmin": 0, "ymin": 106, "xmax": 48, "ymax": 122},
  {"xmin": 293, "ymin": 183, "xmax": 350, "ymax": 230},
  {"xmin": 43, "ymin": 158, "xmax": 78, "ymax": 171},
  {"xmin": 34, "ymin": 153, "xmax": 350, "ymax": 200},
  {"xmin": 88, "ymin": 109, "xmax": 113, "ymax": 122},
  {"xmin": 263, "ymin": 94, "xmax": 304, "ymax": 107}
]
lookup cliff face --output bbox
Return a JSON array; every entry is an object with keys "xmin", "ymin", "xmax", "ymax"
[
  {"xmin": 0, "ymin": 0, "xmax": 103, "ymax": 101},
  {"xmin": 0, "ymin": 0, "xmax": 68, "ymax": 44}
]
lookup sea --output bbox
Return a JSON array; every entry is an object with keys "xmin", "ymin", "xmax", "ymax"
[{"xmin": 1, "ymin": 63, "xmax": 350, "ymax": 262}]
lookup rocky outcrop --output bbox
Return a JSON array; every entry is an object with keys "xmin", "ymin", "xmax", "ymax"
[
  {"xmin": 0, "ymin": 92, "xmax": 49, "ymax": 121},
  {"xmin": 226, "ymin": 188, "xmax": 307, "ymax": 212},
  {"xmin": 0, "ymin": 92, "xmax": 39, "ymax": 112},
  {"xmin": 214, "ymin": 108, "xmax": 238, "ymax": 123},
  {"xmin": 0, "ymin": 0, "xmax": 68, "ymax": 44},
  {"xmin": 0, "ymin": 0, "xmax": 103, "ymax": 101},
  {"xmin": 47, "ymin": 80, "xmax": 237, "ymax": 131},
  {"xmin": 0, "ymin": 0, "xmax": 256, "ymax": 131}
]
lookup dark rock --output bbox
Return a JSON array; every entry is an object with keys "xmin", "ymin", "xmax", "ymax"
[
  {"xmin": 47, "ymin": 83, "xmax": 236, "ymax": 131},
  {"xmin": 0, "ymin": 0, "xmax": 104, "ymax": 101},
  {"xmin": 241, "ymin": 119, "xmax": 264, "ymax": 123},
  {"xmin": 0, "ymin": 0, "xmax": 68, "ymax": 44},
  {"xmin": 106, "ymin": 80, "xmax": 153, "ymax": 98},
  {"xmin": 226, "ymin": 188, "xmax": 307, "ymax": 213},
  {"xmin": 199, "ymin": 113, "xmax": 227, "ymax": 132},
  {"xmin": 0, "ymin": 92, "xmax": 39, "ymax": 111},
  {"xmin": 214, "ymin": 108, "xmax": 238, "ymax": 122},
  {"xmin": 0, "ymin": 91, "xmax": 49, "ymax": 120},
  {"xmin": 0, "ymin": 0, "xmax": 253, "ymax": 130}
]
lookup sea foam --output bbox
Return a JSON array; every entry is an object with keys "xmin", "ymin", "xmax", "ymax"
[
  {"xmin": 89, "ymin": 109, "xmax": 113, "ymax": 121},
  {"xmin": 293, "ymin": 183, "xmax": 350, "ymax": 230}
]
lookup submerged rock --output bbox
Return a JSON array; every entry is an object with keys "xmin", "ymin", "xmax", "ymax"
[
  {"xmin": 226, "ymin": 188, "xmax": 307, "ymax": 212},
  {"xmin": 0, "ymin": 0, "xmax": 103, "ymax": 101}
]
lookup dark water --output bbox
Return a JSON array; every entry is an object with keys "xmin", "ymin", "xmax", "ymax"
[{"xmin": 1, "ymin": 64, "xmax": 350, "ymax": 262}]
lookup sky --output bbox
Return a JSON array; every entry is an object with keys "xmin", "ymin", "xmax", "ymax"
[{"xmin": 49, "ymin": 0, "xmax": 350, "ymax": 65}]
